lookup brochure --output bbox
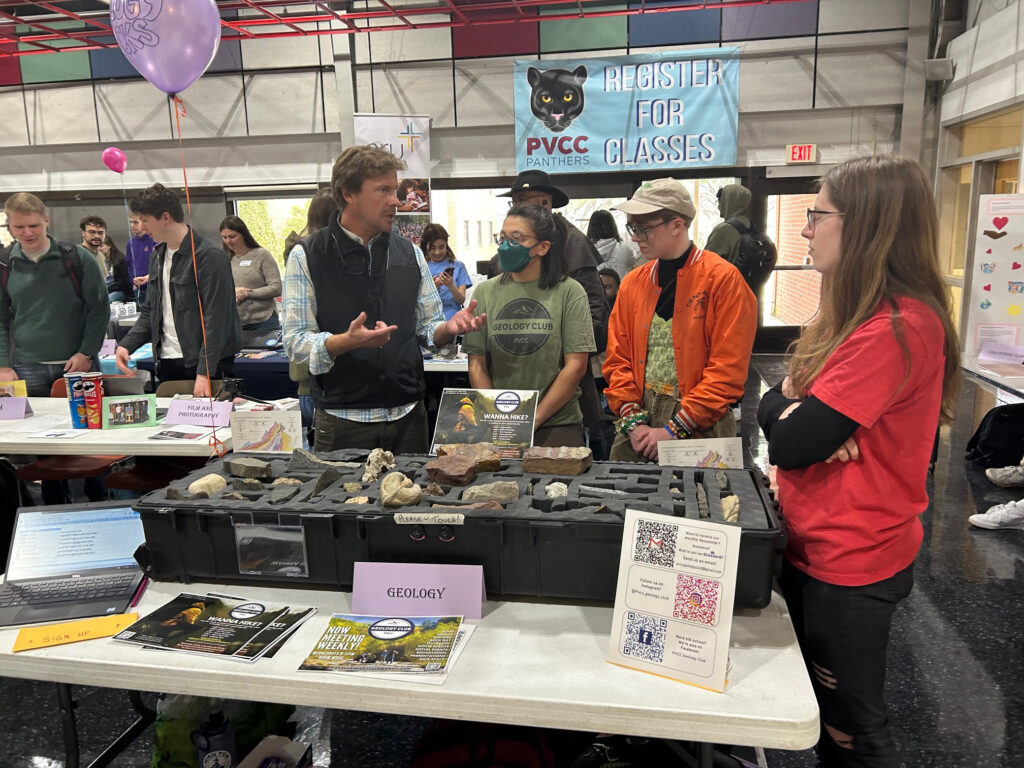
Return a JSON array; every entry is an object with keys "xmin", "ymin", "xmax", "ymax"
[
  {"xmin": 356, "ymin": 625, "xmax": 476, "ymax": 686},
  {"xmin": 149, "ymin": 426, "xmax": 215, "ymax": 441},
  {"xmin": 235, "ymin": 606, "xmax": 319, "ymax": 660},
  {"xmin": 607, "ymin": 508, "xmax": 741, "ymax": 692},
  {"xmin": 113, "ymin": 593, "xmax": 293, "ymax": 660},
  {"xmin": 299, "ymin": 614, "xmax": 463, "ymax": 673},
  {"xmin": 230, "ymin": 410, "xmax": 303, "ymax": 453},
  {"xmin": 658, "ymin": 437, "xmax": 743, "ymax": 469},
  {"xmin": 429, "ymin": 387, "xmax": 538, "ymax": 458}
]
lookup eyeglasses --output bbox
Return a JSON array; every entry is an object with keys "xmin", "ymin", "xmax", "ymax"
[
  {"xmin": 508, "ymin": 195, "xmax": 549, "ymax": 208},
  {"xmin": 806, "ymin": 209, "xmax": 844, "ymax": 230},
  {"xmin": 493, "ymin": 232, "xmax": 538, "ymax": 246},
  {"xmin": 626, "ymin": 219, "xmax": 673, "ymax": 241}
]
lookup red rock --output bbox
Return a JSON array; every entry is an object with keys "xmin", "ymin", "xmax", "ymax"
[
  {"xmin": 425, "ymin": 454, "xmax": 479, "ymax": 485},
  {"xmin": 435, "ymin": 443, "xmax": 502, "ymax": 472}
]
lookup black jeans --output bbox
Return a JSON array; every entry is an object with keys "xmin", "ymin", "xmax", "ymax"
[
  {"xmin": 156, "ymin": 356, "xmax": 234, "ymax": 386},
  {"xmin": 313, "ymin": 401, "xmax": 429, "ymax": 454},
  {"xmin": 780, "ymin": 558, "xmax": 915, "ymax": 768}
]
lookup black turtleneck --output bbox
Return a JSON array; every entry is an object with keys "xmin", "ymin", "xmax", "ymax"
[{"xmin": 654, "ymin": 243, "xmax": 693, "ymax": 320}]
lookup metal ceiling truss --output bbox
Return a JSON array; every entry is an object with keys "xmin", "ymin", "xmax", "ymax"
[{"xmin": 0, "ymin": 0, "xmax": 814, "ymax": 59}]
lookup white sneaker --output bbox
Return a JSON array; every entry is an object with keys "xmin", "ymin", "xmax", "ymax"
[
  {"xmin": 969, "ymin": 500, "xmax": 1024, "ymax": 530},
  {"xmin": 984, "ymin": 465, "xmax": 1024, "ymax": 487}
]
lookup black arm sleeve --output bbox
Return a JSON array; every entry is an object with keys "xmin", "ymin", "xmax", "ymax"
[{"xmin": 757, "ymin": 385, "xmax": 860, "ymax": 470}]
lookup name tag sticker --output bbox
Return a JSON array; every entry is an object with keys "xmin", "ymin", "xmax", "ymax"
[
  {"xmin": 352, "ymin": 562, "xmax": 485, "ymax": 620},
  {"xmin": 240, "ymin": 260, "xmax": 253, "ymax": 267}
]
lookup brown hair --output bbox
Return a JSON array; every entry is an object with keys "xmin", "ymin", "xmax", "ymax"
[
  {"xmin": 788, "ymin": 154, "xmax": 961, "ymax": 421},
  {"xmin": 331, "ymin": 145, "xmax": 406, "ymax": 210},
  {"xmin": 4, "ymin": 192, "xmax": 47, "ymax": 217},
  {"xmin": 420, "ymin": 223, "xmax": 454, "ymax": 262}
]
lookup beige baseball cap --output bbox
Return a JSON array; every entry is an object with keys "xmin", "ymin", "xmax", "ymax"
[{"xmin": 612, "ymin": 178, "xmax": 696, "ymax": 220}]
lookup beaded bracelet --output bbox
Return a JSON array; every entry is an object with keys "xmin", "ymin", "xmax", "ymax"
[
  {"xmin": 667, "ymin": 414, "xmax": 693, "ymax": 439},
  {"xmin": 615, "ymin": 409, "xmax": 650, "ymax": 436}
]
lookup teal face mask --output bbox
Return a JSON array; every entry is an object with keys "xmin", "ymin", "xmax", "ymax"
[{"xmin": 498, "ymin": 239, "xmax": 533, "ymax": 273}]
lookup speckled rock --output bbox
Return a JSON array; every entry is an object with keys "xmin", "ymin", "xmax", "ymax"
[
  {"xmin": 462, "ymin": 481, "xmax": 519, "ymax": 503},
  {"xmin": 343, "ymin": 482, "xmax": 363, "ymax": 493},
  {"xmin": 272, "ymin": 477, "xmax": 302, "ymax": 485},
  {"xmin": 545, "ymin": 482, "xmax": 568, "ymax": 498}
]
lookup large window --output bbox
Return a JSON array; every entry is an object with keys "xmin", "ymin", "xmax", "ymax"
[{"xmin": 232, "ymin": 197, "xmax": 315, "ymax": 271}]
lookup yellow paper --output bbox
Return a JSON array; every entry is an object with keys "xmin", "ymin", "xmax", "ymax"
[
  {"xmin": 0, "ymin": 380, "xmax": 27, "ymax": 397},
  {"xmin": 12, "ymin": 613, "xmax": 139, "ymax": 652}
]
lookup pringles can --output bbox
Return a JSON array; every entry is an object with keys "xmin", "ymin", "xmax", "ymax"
[
  {"xmin": 64, "ymin": 372, "xmax": 88, "ymax": 429},
  {"xmin": 82, "ymin": 372, "xmax": 104, "ymax": 429}
]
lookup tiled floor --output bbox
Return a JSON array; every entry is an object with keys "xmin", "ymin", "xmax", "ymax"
[{"xmin": 1, "ymin": 354, "xmax": 1021, "ymax": 767}]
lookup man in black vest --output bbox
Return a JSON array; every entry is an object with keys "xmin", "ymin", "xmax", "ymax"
[{"xmin": 282, "ymin": 145, "xmax": 485, "ymax": 452}]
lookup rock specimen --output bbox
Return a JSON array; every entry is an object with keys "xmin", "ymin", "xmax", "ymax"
[
  {"xmin": 362, "ymin": 448, "xmax": 396, "ymax": 482},
  {"xmin": 462, "ymin": 480, "xmax": 519, "ymax": 503},
  {"xmin": 721, "ymin": 494, "xmax": 740, "ymax": 524},
  {"xmin": 521, "ymin": 446, "xmax": 592, "ymax": 475},
  {"xmin": 231, "ymin": 478, "xmax": 264, "ymax": 492},
  {"xmin": 425, "ymin": 454, "xmax": 478, "ymax": 486},
  {"xmin": 346, "ymin": 496, "xmax": 370, "ymax": 504},
  {"xmin": 579, "ymin": 484, "xmax": 628, "ymax": 496},
  {"xmin": 545, "ymin": 482, "xmax": 568, "ymax": 498},
  {"xmin": 269, "ymin": 485, "xmax": 301, "ymax": 504},
  {"xmin": 222, "ymin": 456, "xmax": 272, "ymax": 478},
  {"xmin": 272, "ymin": 477, "xmax": 302, "ymax": 485},
  {"xmin": 291, "ymin": 481, "xmax": 317, "ymax": 504},
  {"xmin": 187, "ymin": 473, "xmax": 226, "ymax": 496},
  {"xmin": 221, "ymin": 492, "xmax": 247, "ymax": 501},
  {"xmin": 167, "ymin": 486, "xmax": 203, "ymax": 501},
  {"xmin": 380, "ymin": 471, "xmax": 422, "ymax": 507},
  {"xmin": 343, "ymin": 482, "xmax": 363, "ymax": 493},
  {"xmin": 715, "ymin": 470, "xmax": 730, "ymax": 492},
  {"xmin": 431, "ymin": 501, "xmax": 504, "ymax": 510},
  {"xmin": 311, "ymin": 467, "xmax": 344, "ymax": 497},
  {"xmin": 696, "ymin": 484, "xmax": 710, "ymax": 520},
  {"xmin": 287, "ymin": 448, "xmax": 361, "ymax": 474},
  {"xmin": 435, "ymin": 443, "xmax": 502, "ymax": 472},
  {"xmin": 424, "ymin": 483, "xmax": 445, "ymax": 496}
]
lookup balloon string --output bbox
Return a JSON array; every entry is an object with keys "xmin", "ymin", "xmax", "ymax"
[
  {"xmin": 173, "ymin": 95, "xmax": 226, "ymax": 460},
  {"xmin": 119, "ymin": 172, "xmax": 136, "ymax": 284}
]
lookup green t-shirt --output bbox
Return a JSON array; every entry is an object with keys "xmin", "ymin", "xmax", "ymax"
[{"xmin": 462, "ymin": 275, "xmax": 596, "ymax": 427}]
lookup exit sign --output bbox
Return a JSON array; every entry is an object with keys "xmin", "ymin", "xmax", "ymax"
[{"xmin": 786, "ymin": 144, "xmax": 817, "ymax": 163}]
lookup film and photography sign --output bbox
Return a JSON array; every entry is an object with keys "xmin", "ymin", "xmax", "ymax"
[{"xmin": 514, "ymin": 49, "xmax": 739, "ymax": 174}]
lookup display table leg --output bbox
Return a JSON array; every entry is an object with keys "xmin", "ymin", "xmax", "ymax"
[{"xmin": 55, "ymin": 684, "xmax": 157, "ymax": 768}]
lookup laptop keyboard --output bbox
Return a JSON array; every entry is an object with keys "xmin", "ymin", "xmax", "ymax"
[{"xmin": 0, "ymin": 573, "xmax": 137, "ymax": 608}]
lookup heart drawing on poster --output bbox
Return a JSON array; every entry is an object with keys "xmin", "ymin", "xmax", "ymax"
[
  {"xmin": 993, "ymin": 216, "xmax": 1009, "ymax": 230},
  {"xmin": 986, "ymin": 249, "xmax": 993, "ymax": 254},
  {"xmin": 984, "ymin": 284, "xmax": 992, "ymax": 291},
  {"xmin": 1014, "ymin": 262, "xmax": 1023, "ymax": 270}
]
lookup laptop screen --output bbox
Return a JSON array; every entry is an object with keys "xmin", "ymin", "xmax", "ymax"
[{"xmin": 6, "ymin": 506, "xmax": 144, "ymax": 582}]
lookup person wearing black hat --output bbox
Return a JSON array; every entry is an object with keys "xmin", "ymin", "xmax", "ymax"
[{"xmin": 495, "ymin": 170, "xmax": 609, "ymax": 435}]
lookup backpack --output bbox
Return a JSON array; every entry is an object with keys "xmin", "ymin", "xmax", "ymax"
[
  {"xmin": 725, "ymin": 218, "xmax": 777, "ymax": 292},
  {"xmin": 965, "ymin": 403, "xmax": 1024, "ymax": 468}
]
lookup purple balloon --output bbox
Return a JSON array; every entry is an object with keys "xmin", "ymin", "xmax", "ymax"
[{"xmin": 110, "ymin": 0, "xmax": 222, "ymax": 96}]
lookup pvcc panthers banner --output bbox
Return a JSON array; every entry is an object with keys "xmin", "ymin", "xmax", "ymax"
[{"xmin": 514, "ymin": 49, "xmax": 738, "ymax": 174}]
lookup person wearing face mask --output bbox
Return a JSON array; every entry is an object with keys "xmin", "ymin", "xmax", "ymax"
[
  {"xmin": 463, "ymin": 205, "xmax": 596, "ymax": 448},
  {"xmin": 420, "ymin": 224, "xmax": 472, "ymax": 321}
]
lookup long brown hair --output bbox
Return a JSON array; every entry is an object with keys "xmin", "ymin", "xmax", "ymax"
[{"xmin": 788, "ymin": 154, "xmax": 961, "ymax": 421}]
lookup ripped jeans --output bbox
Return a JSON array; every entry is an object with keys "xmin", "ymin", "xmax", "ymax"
[{"xmin": 780, "ymin": 558, "xmax": 915, "ymax": 768}]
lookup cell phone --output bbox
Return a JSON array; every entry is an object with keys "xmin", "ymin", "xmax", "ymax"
[{"xmin": 444, "ymin": 266, "xmax": 455, "ymax": 275}]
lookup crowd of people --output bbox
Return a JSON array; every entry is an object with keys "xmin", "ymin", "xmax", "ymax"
[{"xmin": 0, "ymin": 146, "xmax": 972, "ymax": 767}]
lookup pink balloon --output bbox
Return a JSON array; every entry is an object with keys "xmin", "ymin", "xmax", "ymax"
[{"xmin": 102, "ymin": 147, "xmax": 127, "ymax": 174}]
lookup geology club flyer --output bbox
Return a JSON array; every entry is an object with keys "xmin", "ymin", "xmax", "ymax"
[
  {"xmin": 113, "ymin": 593, "xmax": 292, "ymax": 659},
  {"xmin": 430, "ymin": 388, "xmax": 538, "ymax": 458},
  {"xmin": 300, "ymin": 614, "xmax": 462, "ymax": 673}
]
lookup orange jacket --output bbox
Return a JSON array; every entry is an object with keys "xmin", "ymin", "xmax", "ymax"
[{"xmin": 603, "ymin": 247, "xmax": 757, "ymax": 433}]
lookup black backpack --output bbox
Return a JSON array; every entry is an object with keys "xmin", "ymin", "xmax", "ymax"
[
  {"xmin": 725, "ymin": 218, "xmax": 777, "ymax": 292},
  {"xmin": 965, "ymin": 403, "xmax": 1024, "ymax": 468}
]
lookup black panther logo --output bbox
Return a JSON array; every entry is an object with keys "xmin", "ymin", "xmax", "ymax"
[{"xmin": 527, "ymin": 66, "xmax": 587, "ymax": 133}]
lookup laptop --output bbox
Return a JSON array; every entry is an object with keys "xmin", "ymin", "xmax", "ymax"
[
  {"xmin": 102, "ymin": 375, "xmax": 147, "ymax": 396},
  {"xmin": 0, "ymin": 501, "xmax": 146, "ymax": 627}
]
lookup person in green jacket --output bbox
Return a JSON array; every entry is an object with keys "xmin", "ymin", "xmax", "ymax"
[
  {"xmin": 703, "ymin": 183, "xmax": 752, "ymax": 263},
  {"xmin": 0, "ymin": 192, "xmax": 109, "ymax": 397}
]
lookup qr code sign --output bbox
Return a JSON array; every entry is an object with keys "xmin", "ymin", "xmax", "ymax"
[
  {"xmin": 673, "ymin": 574, "xmax": 721, "ymax": 626},
  {"xmin": 632, "ymin": 519, "xmax": 677, "ymax": 568},
  {"xmin": 622, "ymin": 611, "xmax": 667, "ymax": 663}
]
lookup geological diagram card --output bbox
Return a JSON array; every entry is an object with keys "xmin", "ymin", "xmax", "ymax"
[{"xmin": 607, "ymin": 508, "xmax": 740, "ymax": 692}]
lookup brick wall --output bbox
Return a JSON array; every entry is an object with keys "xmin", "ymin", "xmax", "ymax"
[{"xmin": 769, "ymin": 194, "xmax": 822, "ymax": 326}]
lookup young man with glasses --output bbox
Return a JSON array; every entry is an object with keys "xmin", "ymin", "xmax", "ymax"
[
  {"xmin": 604, "ymin": 178, "xmax": 757, "ymax": 462},
  {"xmin": 282, "ymin": 145, "xmax": 485, "ymax": 453}
]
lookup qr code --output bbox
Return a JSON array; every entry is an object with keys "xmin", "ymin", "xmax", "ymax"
[
  {"xmin": 622, "ymin": 611, "xmax": 667, "ymax": 663},
  {"xmin": 673, "ymin": 574, "xmax": 721, "ymax": 626},
  {"xmin": 632, "ymin": 519, "xmax": 677, "ymax": 568}
]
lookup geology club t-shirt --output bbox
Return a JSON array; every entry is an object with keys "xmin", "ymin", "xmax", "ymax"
[
  {"xmin": 462, "ymin": 275, "xmax": 596, "ymax": 427},
  {"xmin": 776, "ymin": 296, "xmax": 946, "ymax": 587}
]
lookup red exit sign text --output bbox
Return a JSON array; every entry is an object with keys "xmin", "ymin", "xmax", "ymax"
[{"xmin": 786, "ymin": 144, "xmax": 817, "ymax": 163}]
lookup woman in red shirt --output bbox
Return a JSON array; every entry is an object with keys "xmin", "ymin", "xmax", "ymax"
[{"xmin": 757, "ymin": 155, "xmax": 960, "ymax": 767}]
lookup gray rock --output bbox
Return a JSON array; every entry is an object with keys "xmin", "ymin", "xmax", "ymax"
[
  {"xmin": 311, "ymin": 467, "xmax": 344, "ymax": 497},
  {"xmin": 231, "ymin": 477, "xmax": 265, "ymax": 492},
  {"xmin": 269, "ymin": 484, "xmax": 301, "ymax": 504},
  {"xmin": 462, "ymin": 481, "xmax": 520, "ymax": 503},
  {"xmin": 222, "ymin": 456, "xmax": 272, "ymax": 478},
  {"xmin": 287, "ymin": 448, "xmax": 361, "ymax": 474},
  {"xmin": 292, "ymin": 481, "xmax": 317, "ymax": 504},
  {"xmin": 166, "ymin": 486, "xmax": 193, "ymax": 501}
]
